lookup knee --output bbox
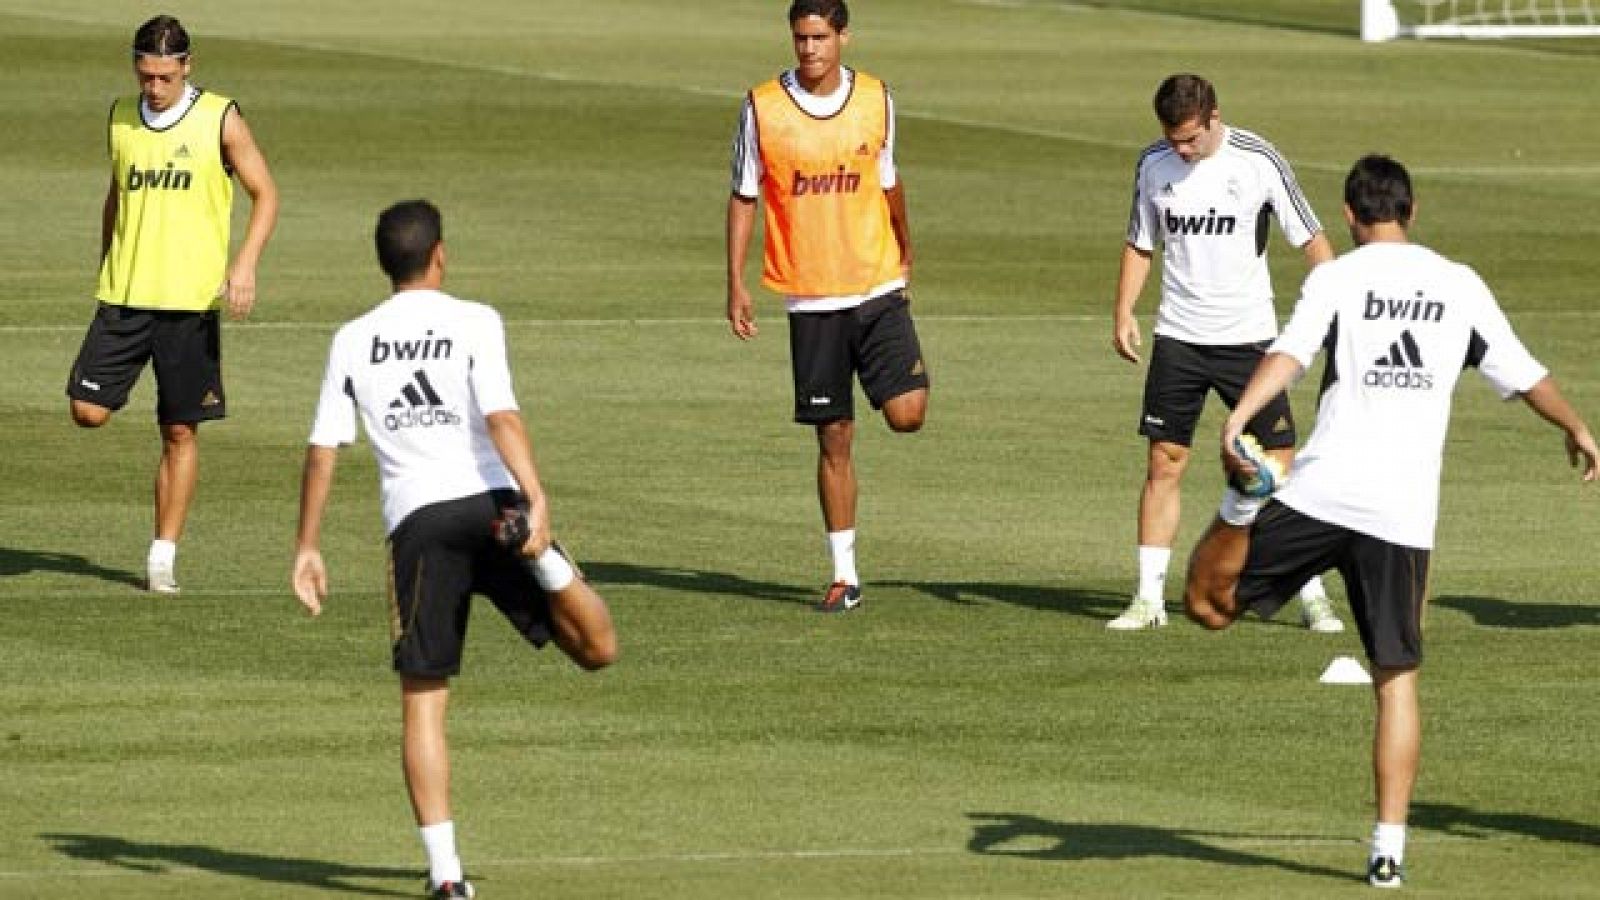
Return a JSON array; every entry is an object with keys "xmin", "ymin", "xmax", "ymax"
[
  {"xmin": 816, "ymin": 420, "xmax": 855, "ymax": 458},
  {"xmin": 886, "ymin": 409, "xmax": 924, "ymax": 433},
  {"xmin": 574, "ymin": 634, "xmax": 618, "ymax": 672},
  {"xmin": 1184, "ymin": 583, "xmax": 1235, "ymax": 631},
  {"xmin": 1146, "ymin": 442, "xmax": 1190, "ymax": 484},
  {"xmin": 160, "ymin": 422, "xmax": 199, "ymax": 448},
  {"xmin": 70, "ymin": 401, "xmax": 110, "ymax": 428}
]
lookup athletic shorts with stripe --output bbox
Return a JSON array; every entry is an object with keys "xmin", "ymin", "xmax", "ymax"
[
  {"xmin": 387, "ymin": 489, "xmax": 555, "ymax": 679},
  {"xmin": 1235, "ymin": 500, "xmax": 1430, "ymax": 669},
  {"xmin": 788, "ymin": 289, "xmax": 929, "ymax": 423},
  {"xmin": 66, "ymin": 302, "xmax": 226, "ymax": 424},
  {"xmin": 1139, "ymin": 335, "xmax": 1294, "ymax": 448}
]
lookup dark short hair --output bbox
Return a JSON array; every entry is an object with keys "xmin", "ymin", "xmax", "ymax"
[
  {"xmin": 1344, "ymin": 154, "xmax": 1413, "ymax": 226},
  {"xmin": 133, "ymin": 15, "xmax": 190, "ymax": 59},
  {"xmin": 1153, "ymin": 73, "xmax": 1217, "ymax": 129},
  {"xmin": 789, "ymin": 0, "xmax": 848, "ymax": 30},
  {"xmin": 375, "ymin": 200, "xmax": 443, "ymax": 284}
]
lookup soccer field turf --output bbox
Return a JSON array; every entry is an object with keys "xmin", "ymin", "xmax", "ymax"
[{"xmin": 2, "ymin": 2, "xmax": 1598, "ymax": 897}]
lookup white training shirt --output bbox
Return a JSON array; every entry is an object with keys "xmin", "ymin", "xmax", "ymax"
[
  {"xmin": 730, "ymin": 67, "xmax": 904, "ymax": 312},
  {"xmin": 1271, "ymin": 241, "xmax": 1548, "ymax": 549},
  {"xmin": 1126, "ymin": 126, "xmax": 1322, "ymax": 344},
  {"xmin": 308, "ymin": 289, "xmax": 520, "ymax": 534}
]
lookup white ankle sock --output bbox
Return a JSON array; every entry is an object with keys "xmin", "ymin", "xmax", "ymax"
[
  {"xmin": 420, "ymin": 820, "xmax": 463, "ymax": 885},
  {"xmin": 828, "ymin": 529, "xmax": 858, "ymax": 586},
  {"xmin": 1300, "ymin": 575, "xmax": 1328, "ymax": 601},
  {"xmin": 1136, "ymin": 546, "xmax": 1170, "ymax": 601},
  {"xmin": 1218, "ymin": 488, "xmax": 1263, "ymax": 527},
  {"xmin": 148, "ymin": 539, "xmax": 176, "ymax": 567},
  {"xmin": 1371, "ymin": 821, "xmax": 1406, "ymax": 863}
]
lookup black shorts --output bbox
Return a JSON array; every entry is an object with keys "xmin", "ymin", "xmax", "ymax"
[
  {"xmin": 1139, "ymin": 335, "xmax": 1294, "ymax": 448},
  {"xmin": 788, "ymin": 290, "xmax": 929, "ymax": 423},
  {"xmin": 66, "ymin": 302, "xmax": 226, "ymax": 424},
  {"xmin": 387, "ymin": 489, "xmax": 555, "ymax": 679},
  {"xmin": 1236, "ymin": 501, "xmax": 1430, "ymax": 669}
]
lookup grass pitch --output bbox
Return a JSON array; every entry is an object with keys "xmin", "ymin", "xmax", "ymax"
[{"xmin": 1, "ymin": 2, "xmax": 1597, "ymax": 897}]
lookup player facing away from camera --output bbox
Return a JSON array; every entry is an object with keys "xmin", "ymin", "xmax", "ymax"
[
  {"xmin": 1108, "ymin": 73, "xmax": 1339, "ymax": 631},
  {"xmin": 1185, "ymin": 155, "xmax": 1597, "ymax": 888},
  {"xmin": 726, "ymin": 0, "xmax": 929, "ymax": 612},
  {"xmin": 66, "ymin": 14, "xmax": 278, "ymax": 594},
  {"xmin": 292, "ymin": 201, "xmax": 618, "ymax": 900}
]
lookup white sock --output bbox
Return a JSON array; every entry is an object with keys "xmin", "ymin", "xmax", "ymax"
[
  {"xmin": 148, "ymin": 539, "xmax": 177, "ymax": 567},
  {"xmin": 828, "ymin": 529, "xmax": 858, "ymax": 586},
  {"xmin": 420, "ymin": 820, "xmax": 464, "ymax": 885},
  {"xmin": 533, "ymin": 545, "xmax": 576, "ymax": 592},
  {"xmin": 1136, "ymin": 545, "xmax": 1170, "ymax": 602},
  {"xmin": 1371, "ymin": 821, "xmax": 1406, "ymax": 863},
  {"xmin": 1300, "ymin": 574, "xmax": 1328, "ymax": 601},
  {"xmin": 1218, "ymin": 488, "xmax": 1263, "ymax": 527}
]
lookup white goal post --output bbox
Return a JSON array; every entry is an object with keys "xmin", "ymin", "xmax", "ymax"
[{"xmin": 1362, "ymin": 0, "xmax": 1600, "ymax": 41}]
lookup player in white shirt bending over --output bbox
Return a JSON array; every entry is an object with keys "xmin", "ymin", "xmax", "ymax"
[
  {"xmin": 1185, "ymin": 155, "xmax": 1597, "ymax": 889},
  {"xmin": 292, "ymin": 200, "xmax": 618, "ymax": 900},
  {"xmin": 1109, "ymin": 73, "xmax": 1339, "ymax": 632}
]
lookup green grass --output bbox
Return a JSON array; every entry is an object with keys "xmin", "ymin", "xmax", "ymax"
[{"xmin": 1, "ymin": 2, "xmax": 1598, "ymax": 897}]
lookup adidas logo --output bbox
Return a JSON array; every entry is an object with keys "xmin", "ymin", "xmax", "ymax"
[
  {"xmin": 1365, "ymin": 330, "xmax": 1434, "ymax": 390},
  {"xmin": 200, "ymin": 390, "xmax": 221, "ymax": 407},
  {"xmin": 383, "ymin": 369, "xmax": 462, "ymax": 430},
  {"xmin": 856, "ymin": 142, "xmax": 872, "ymax": 156},
  {"xmin": 174, "ymin": 143, "xmax": 191, "ymax": 159}
]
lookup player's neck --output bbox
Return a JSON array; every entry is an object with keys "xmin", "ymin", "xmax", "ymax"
[
  {"xmin": 1354, "ymin": 221, "xmax": 1409, "ymax": 245},
  {"xmin": 794, "ymin": 65, "xmax": 843, "ymax": 97}
]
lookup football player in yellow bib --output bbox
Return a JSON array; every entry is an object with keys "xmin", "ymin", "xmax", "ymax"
[
  {"xmin": 725, "ymin": 1, "xmax": 929, "ymax": 613},
  {"xmin": 66, "ymin": 15, "xmax": 278, "ymax": 594}
]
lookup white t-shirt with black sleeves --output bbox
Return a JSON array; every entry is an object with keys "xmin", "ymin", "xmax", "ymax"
[
  {"xmin": 309, "ymin": 289, "xmax": 520, "ymax": 534},
  {"xmin": 1270, "ymin": 241, "xmax": 1548, "ymax": 549},
  {"xmin": 1126, "ymin": 126, "xmax": 1322, "ymax": 345}
]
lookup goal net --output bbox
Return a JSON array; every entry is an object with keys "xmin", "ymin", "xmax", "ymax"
[{"xmin": 1362, "ymin": 0, "xmax": 1600, "ymax": 41}]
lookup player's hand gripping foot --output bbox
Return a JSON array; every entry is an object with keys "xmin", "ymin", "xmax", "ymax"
[
  {"xmin": 1229, "ymin": 434, "xmax": 1284, "ymax": 498},
  {"xmin": 1106, "ymin": 595, "xmax": 1167, "ymax": 630},
  {"xmin": 819, "ymin": 581, "xmax": 862, "ymax": 613}
]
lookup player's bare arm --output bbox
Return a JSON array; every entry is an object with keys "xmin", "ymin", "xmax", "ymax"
[
  {"xmin": 885, "ymin": 181, "xmax": 913, "ymax": 282},
  {"xmin": 1520, "ymin": 377, "xmax": 1599, "ymax": 482},
  {"xmin": 100, "ymin": 175, "xmax": 118, "ymax": 262},
  {"xmin": 1221, "ymin": 351, "xmax": 1303, "ymax": 473},
  {"xmin": 292, "ymin": 444, "xmax": 339, "ymax": 616},
  {"xmin": 725, "ymin": 192, "xmax": 759, "ymax": 340},
  {"xmin": 1112, "ymin": 243, "xmax": 1153, "ymax": 364},
  {"xmin": 220, "ymin": 105, "xmax": 279, "ymax": 321},
  {"xmin": 1301, "ymin": 232, "xmax": 1335, "ymax": 268},
  {"xmin": 485, "ymin": 410, "xmax": 554, "ymax": 557}
]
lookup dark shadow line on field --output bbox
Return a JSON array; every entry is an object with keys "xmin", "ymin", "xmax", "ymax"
[
  {"xmin": 584, "ymin": 561, "xmax": 812, "ymax": 606},
  {"xmin": 1431, "ymin": 594, "xmax": 1599, "ymax": 630},
  {"xmin": 1412, "ymin": 803, "xmax": 1600, "ymax": 847},
  {"xmin": 0, "ymin": 547, "xmax": 144, "ymax": 589},
  {"xmin": 40, "ymin": 833, "xmax": 415, "ymax": 896},
  {"xmin": 876, "ymin": 580, "xmax": 1126, "ymax": 621},
  {"xmin": 966, "ymin": 812, "xmax": 1357, "ymax": 883}
]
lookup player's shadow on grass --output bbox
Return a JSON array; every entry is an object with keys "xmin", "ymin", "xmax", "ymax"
[
  {"xmin": 966, "ymin": 812, "xmax": 1357, "ymax": 883},
  {"xmin": 880, "ymin": 580, "xmax": 1128, "ymax": 622},
  {"xmin": 1432, "ymin": 594, "xmax": 1599, "ymax": 630},
  {"xmin": 41, "ymin": 833, "xmax": 417, "ymax": 896},
  {"xmin": 0, "ymin": 547, "xmax": 144, "ymax": 589},
  {"xmin": 584, "ymin": 561, "xmax": 813, "ymax": 606},
  {"xmin": 1412, "ymin": 802, "xmax": 1600, "ymax": 847}
]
